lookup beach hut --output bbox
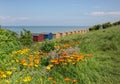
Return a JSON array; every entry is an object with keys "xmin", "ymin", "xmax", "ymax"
[
  {"xmin": 62, "ymin": 32, "xmax": 68, "ymax": 37},
  {"xmin": 52, "ymin": 33, "xmax": 56, "ymax": 39},
  {"xmin": 72, "ymin": 31, "xmax": 76, "ymax": 34},
  {"xmin": 32, "ymin": 33, "xmax": 44, "ymax": 42},
  {"xmin": 78, "ymin": 30, "xmax": 81, "ymax": 34},
  {"xmin": 83, "ymin": 30, "xmax": 86, "ymax": 34},
  {"xmin": 42, "ymin": 32, "xmax": 53, "ymax": 40},
  {"xmin": 55, "ymin": 32, "xmax": 62, "ymax": 38},
  {"xmin": 75, "ymin": 30, "xmax": 79, "ymax": 34},
  {"xmin": 68, "ymin": 31, "xmax": 72, "ymax": 35}
]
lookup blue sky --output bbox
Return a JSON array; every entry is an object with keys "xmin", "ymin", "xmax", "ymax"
[{"xmin": 0, "ymin": 0, "xmax": 120, "ymax": 26}]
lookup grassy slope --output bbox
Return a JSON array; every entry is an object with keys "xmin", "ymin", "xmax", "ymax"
[
  {"xmin": 32, "ymin": 26, "xmax": 120, "ymax": 84},
  {"xmin": 77, "ymin": 25, "xmax": 120, "ymax": 84},
  {"xmin": 1, "ymin": 26, "xmax": 119, "ymax": 84}
]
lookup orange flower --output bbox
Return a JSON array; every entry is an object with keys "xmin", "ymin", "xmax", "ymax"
[
  {"xmin": 72, "ymin": 79, "xmax": 77, "ymax": 83},
  {"xmin": 54, "ymin": 61, "xmax": 59, "ymax": 65},
  {"xmin": 20, "ymin": 60, "xmax": 27, "ymax": 64},
  {"xmin": 59, "ymin": 59, "xmax": 65, "ymax": 62},
  {"xmin": 48, "ymin": 77, "xmax": 53, "ymax": 80},
  {"xmin": 52, "ymin": 81, "xmax": 56, "ymax": 84},
  {"xmin": 64, "ymin": 78, "xmax": 70, "ymax": 82},
  {"xmin": 85, "ymin": 54, "xmax": 92, "ymax": 57},
  {"xmin": 29, "ymin": 62, "xmax": 34, "ymax": 67},
  {"xmin": 34, "ymin": 59, "xmax": 39, "ymax": 64},
  {"xmin": 50, "ymin": 59, "xmax": 56, "ymax": 63}
]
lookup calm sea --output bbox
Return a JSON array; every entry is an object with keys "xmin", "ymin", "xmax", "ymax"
[{"xmin": 2, "ymin": 26, "xmax": 88, "ymax": 33}]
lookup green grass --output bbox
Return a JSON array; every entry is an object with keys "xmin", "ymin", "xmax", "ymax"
[
  {"xmin": 44, "ymin": 26, "xmax": 120, "ymax": 84},
  {"xmin": 77, "ymin": 26, "xmax": 120, "ymax": 84},
  {"xmin": 31, "ymin": 26, "xmax": 120, "ymax": 84},
  {"xmin": 0, "ymin": 25, "xmax": 120, "ymax": 84}
]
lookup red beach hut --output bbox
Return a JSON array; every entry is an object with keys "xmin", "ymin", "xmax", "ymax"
[{"xmin": 32, "ymin": 33, "xmax": 44, "ymax": 42}]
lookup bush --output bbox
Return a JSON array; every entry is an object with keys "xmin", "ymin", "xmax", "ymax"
[
  {"xmin": 89, "ymin": 24, "xmax": 101, "ymax": 31},
  {"xmin": 19, "ymin": 29, "xmax": 33, "ymax": 47},
  {"xmin": 40, "ymin": 39, "xmax": 55, "ymax": 53},
  {"xmin": 102, "ymin": 22, "xmax": 112, "ymax": 29},
  {"xmin": 113, "ymin": 21, "xmax": 120, "ymax": 26},
  {"xmin": 0, "ymin": 28, "xmax": 20, "ymax": 60}
]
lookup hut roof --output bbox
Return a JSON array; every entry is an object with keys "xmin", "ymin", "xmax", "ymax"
[
  {"xmin": 32, "ymin": 33, "xmax": 41, "ymax": 36},
  {"xmin": 41, "ymin": 32, "xmax": 52, "ymax": 35}
]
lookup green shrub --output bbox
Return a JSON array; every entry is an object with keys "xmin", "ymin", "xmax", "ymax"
[
  {"xmin": 89, "ymin": 24, "xmax": 101, "ymax": 31},
  {"xmin": 102, "ymin": 22, "xmax": 112, "ymax": 29},
  {"xmin": 19, "ymin": 29, "xmax": 33, "ymax": 47},
  {"xmin": 40, "ymin": 39, "xmax": 55, "ymax": 53},
  {"xmin": 0, "ymin": 28, "xmax": 20, "ymax": 60},
  {"xmin": 113, "ymin": 20, "xmax": 120, "ymax": 26}
]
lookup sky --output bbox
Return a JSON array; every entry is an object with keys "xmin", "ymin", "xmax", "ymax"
[{"xmin": 0, "ymin": 0, "xmax": 120, "ymax": 26}]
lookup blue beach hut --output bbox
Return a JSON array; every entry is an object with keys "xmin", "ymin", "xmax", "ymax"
[{"xmin": 42, "ymin": 32, "xmax": 53, "ymax": 40}]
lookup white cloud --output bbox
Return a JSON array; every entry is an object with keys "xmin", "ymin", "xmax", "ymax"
[
  {"xmin": 0, "ymin": 16, "xmax": 30, "ymax": 21},
  {"xmin": 90, "ymin": 11, "xmax": 120, "ymax": 16}
]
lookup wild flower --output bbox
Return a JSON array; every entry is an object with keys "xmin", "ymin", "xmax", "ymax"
[
  {"xmin": 23, "ymin": 76, "xmax": 31, "ymax": 83},
  {"xmin": 46, "ymin": 66, "xmax": 51, "ymax": 70},
  {"xmin": 64, "ymin": 78, "xmax": 70, "ymax": 82},
  {"xmin": 6, "ymin": 71, "xmax": 12, "ymax": 76},
  {"xmin": 34, "ymin": 59, "xmax": 39, "ymax": 64},
  {"xmin": 72, "ymin": 79, "xmax": 77, "ymax": 83},
  {"xmin": 48, "ymin": 77, "xmax": 53, "ymax": 80}
]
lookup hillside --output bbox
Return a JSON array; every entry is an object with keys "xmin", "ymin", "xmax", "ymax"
[
  {"xmin": 0, "ymin": 25, "xmax": 120, "ymax": 84},
  {"xmin": 77, "ymin": 25, "xmax": 120, "ymax": 84}
]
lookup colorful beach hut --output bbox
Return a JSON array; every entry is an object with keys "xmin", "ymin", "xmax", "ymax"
[
  {"xmin": 62, "ymin": 32, "xmax": 68, "ymax": 37},
  {"xmin": 55, "ymin": 32, "xmax": 62, "ymax": 38},
  {"xmin": 52, "ymin": 33, "xmax": 56, "ymax": 39},
  {"xmin": 42, "ymin": 32, "xmax": 53, "ymax": 40},
  {"xmin": 68, "ymin": 31, "xmax": 72, "ymax": 35},
  {"xmin": 32, "ymin": 33, "xmax": 44, "ymax": 42}
]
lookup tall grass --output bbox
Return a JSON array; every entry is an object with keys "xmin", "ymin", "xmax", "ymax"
[{"xmin": 0, "ymin": 26, "xmax": 120, "ymax": 84}]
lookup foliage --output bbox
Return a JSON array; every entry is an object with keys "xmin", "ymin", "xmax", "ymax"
[
  {"xmin": 102, "ymin": 22, "xmax": 112, "ymax": 29},
  {"xmin": 0, "ymin": 25, "xmax": 120, "ymax": 84},
  {"xmin": 40, "ymin": 39, "xmax": 55, "ymax": 53},
  {"xmin": 89, "ymin": 24, "xmax": 101, "ymax": 31},
  {"xmin": 89, "ymin": 20, "xmax": 120, "ymax": 31},
  {"xmin": 19, "ymin": 29, "xmax": 33, "ymax": 47},
  {"xmin": 0, "ymin": 28, "xmax": 20, "ymax": 60},
  {"xmin": 113, "ymin": 20, "xmax": 120, "ymax": 26}
]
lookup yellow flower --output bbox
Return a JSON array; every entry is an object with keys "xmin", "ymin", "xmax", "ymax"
[
  {"xmin": 5, "ymin": 80, "xmax": 10, "ymax": 83},
  {"xmin": 39, "ymin": 78, "xmax": 42, "ymax": 83},
  {"xmin": 46, "ymin": 66, "xmax": 51, "ymax": 70},
  {"xmin": 11, "ymin": 60, "xmax": 15, "ymax": 63},
  {"xmin": 15, "ymin": 59, "xmax": 19, "ymax": 62},
  {"xmin": 23, "ymin": 63, "xmax": 27, "ymax": 66},
  {"xmin": 1, "ymin": 74, "xmax": 7, "ymax": 78},
  {"xmin": 34, "ymin": 64, "xmax": 38, "ymax": 67},
  {"xmin": 6, "ymin": 71, "xmax": 12, "ymax": 76},
  {"xmin": 23, "ymin": 76, "xmax": 31, "ymax": 83}
]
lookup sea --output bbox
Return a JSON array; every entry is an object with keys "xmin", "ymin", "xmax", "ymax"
[{"xmin": 2, "ymin": 26, "xmax": 88, "ymax": 33}]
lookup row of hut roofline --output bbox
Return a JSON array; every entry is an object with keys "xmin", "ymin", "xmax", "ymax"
[{"xmin": 32, "ymin": 29, "xmax": 89, "ymax": 42}]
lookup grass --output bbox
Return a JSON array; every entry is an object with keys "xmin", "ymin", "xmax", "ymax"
[
  {"xmin": 77, "ymin": 26, "xmax": 120, "ymax": 84},
  {"xmin": 0, "ymin": 25, "xmax": 120, "ymax": 84}
]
